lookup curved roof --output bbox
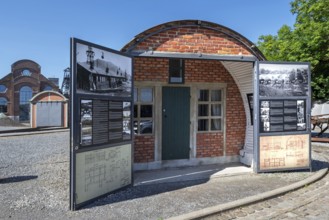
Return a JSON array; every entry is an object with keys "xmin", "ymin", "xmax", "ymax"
[
  {"xmin": 121, "ymin": 20, "xmax": 266, "ymax": 61},
  {"xmin": 30, "ymin": 90, "xmax": 67, "ymax": 102},
  {"xmin": 11, "ymin": 59, "xmax": 41, "ymax": 68}
]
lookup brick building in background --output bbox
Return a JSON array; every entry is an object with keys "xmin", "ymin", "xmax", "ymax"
[
  {"xmin": 0, "ymin": 59, "xmax": 59, "ymax": 123},
  {"xmin": 121, "ymin": 20, "xmax": 266, "ymax": 169}
]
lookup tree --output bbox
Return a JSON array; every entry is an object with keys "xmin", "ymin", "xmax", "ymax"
[{"xmin": 257, "ymin": 0, "xmax": 329, "ymax": 99}]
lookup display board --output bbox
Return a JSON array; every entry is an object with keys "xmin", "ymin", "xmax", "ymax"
[
  {"xmin": 254, "ymin": 62, "xmax": 311, "ymax": 172},
  {"xmin": 70, "ymin": 38, "xmax": 133, "ymax": 210},
  {"xmin": 75, "ymin": 144, "xmax": 131, "ymax": 204},
  {"xmin": 259, "ymin": 134, "xmax": 309, "ymax": 170}
]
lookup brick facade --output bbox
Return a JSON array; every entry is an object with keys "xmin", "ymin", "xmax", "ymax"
[
  {"xmin": 121, "ymin": 20, "xmax": 263, "ymax": 167},
  {"xmin": 133, "ymin": 57, "xmax": 245, "ymax": 162},
  {"xmin": 134, "ymin": 135, "xmax": 155, "ymax": 163},
  {"xmin": 0, "ymin": 59, "xmax": 59, "ymax": 121}
]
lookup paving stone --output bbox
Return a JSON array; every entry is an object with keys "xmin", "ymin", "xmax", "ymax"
[{"xmin": 204, "ymin": 145, "xmax": 329, "ymax": 220}]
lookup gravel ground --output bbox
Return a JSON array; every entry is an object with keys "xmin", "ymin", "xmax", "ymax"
[{"xmin": 0, "ymin": 131, "xmax": 327, "ymax": 220}]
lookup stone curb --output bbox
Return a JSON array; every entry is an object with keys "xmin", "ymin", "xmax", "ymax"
[
  {"xmin": 167, "ymin": 166, "xmax": 328, "ymax": 220},
  {"xmin": 0, "ymin": 128, "xmax": 69, "ymax": 137}
]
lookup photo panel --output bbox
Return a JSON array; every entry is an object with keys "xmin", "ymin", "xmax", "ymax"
[
  {"xmin": 80, "ymin": 100, "xmax": 93, "ymax": 146},
  {"xmin": 76, "ymin": 42, "xmax": 132, "ymax": 97},
  {"xmin": 71, "ymin": 38, "xmax": 133, "ymax": 210},
  {"xmin": 259, "ymin": 99, "xmax": 306, "ymax": 133},
  {"xmin": 259, "ymin": 63, "xmax": 309, "ymax": 97}
]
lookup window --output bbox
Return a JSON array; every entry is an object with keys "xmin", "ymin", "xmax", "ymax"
[
  {"xmin": 0, "ymin": 85, "xmax": 7, "ymax": 93},
  {"xmin": 169, "ymin": 59, "xmax": 185, "ymax": 83},
  {"xmin": 21, "ymin": 69, "xmax": 31, "ymax": 76},
  {"xmin": 0, "ymin": 97, "xmax": 7, "ymax": 113},
  {"xmin": 19, "ymin": 86, "xmax": 33, "ymax": 121},
  {"xmin": 134, "ymin": 87, "xmax": 153, "ymax": 134},
  {"xmin": 197, "ymin": 89, "xmax": 223, "ymax": 131}
]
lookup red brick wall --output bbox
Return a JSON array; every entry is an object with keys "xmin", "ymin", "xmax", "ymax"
[
  {"xmin": 132, "ymin": 23, "xmax": 248, "ymax": 162},
  {"xmin": 187, "ymin": 59, "xmax": 246, "ymax": 157},
  {"xmin": 133, "ymin": 57, "xmax": 246, "ymax": 160},
  {"xmin": 226, "ymin": 81, "xmax": 246, "ymax": 156},
  {"xmin": 197, "ymin": 133, "xmax": 224, "ymax": 157},
  {"xmin": 0, "ymin": 60, "xmax": 59, "ymax": 119},
  {"xmin": 134, "ymin": 58, "xmax": 168, "ymax": 82},
  {"xmin": 138, "ymin": 27, "xmax": 251, "ymax": 55},
  {"xmin": 134, "ymin": 135, "xmax": 155, "ymax": 163}
]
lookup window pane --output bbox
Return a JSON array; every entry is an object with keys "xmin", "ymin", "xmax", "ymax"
[
  {"xmin": 198, "ymin": 90, "xmax": 209, "ymax": 101},
  {"xmin": 20, "ymin": 86, "xmax": 33, "ymax": 104},
  {"xmin": 198, "ymin": 119, "xmax": 208, "ymax": 131},
  {"xmin": 140, "ymin": 120, "xmax": 153, "ymax": 134},
  {"xmin": 198, "ymin": 104, "xmax": 208, "ymax": 116},
  {"xmin": 19, "ymin": 86, "xmax": 32, "ymax": 121},
  {"xmin": 0, "ymin": 97, "xmax": 7, "ymax": 105},
  {"xmin": 134, "ymin": 88, "xmax": 138, "ymax": 102},
  {"xmin": 134, "ymin": 105, "xmax": 138, "ymax": 118},
  {"xmin": 141, "ymin": 105, "xmax": 152, "ymax": 117},
  {"xmin": 169, "ymin": 59, "xmax": 184, "ymax": 83},
  {"xmin": 211, "ymin": 90, "xmax": 221, "ymax": 101},
  {"xmin": 211, "ymin": 119, "xmax": 221, "ymax": 130},
  {"xmin": 140, "ymin": 88, "xmax": 153, "ymax": 102},
  {"xmin": 0, "ymin": 97, "xmax": 7, "ymax": 113},
  {"xmin": 211, "ymin": 104, "xmax": 221, "ymax": 116},
  {"xmin": 0, "ymin": 85, "xmax": 7, "ymax": 93}
]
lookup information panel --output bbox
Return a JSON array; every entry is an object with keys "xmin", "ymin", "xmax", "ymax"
[
  {"xmin": 255, "ymin": 62, "xmax": 311, "ymax": 172},
  {"xmin": 260, "ymin": 99, "xmax": 306, "ymax": 133},
  {"xmin": 259, "ymin": 134, "xmax": 309, "ymax": 171},
  {"xmin": 75, "ymin": 144, "xmax": 131, "ymax": 205},
  {"xmin": 70, "ymin": 38, "xmax": 133, "ymax": 210}
]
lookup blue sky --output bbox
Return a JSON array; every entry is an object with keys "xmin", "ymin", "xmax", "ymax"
[{"xmin": 0, "ymin": 0, "xmax": 296, "ymax": 86}]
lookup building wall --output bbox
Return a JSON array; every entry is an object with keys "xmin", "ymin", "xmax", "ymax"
[
  {"xmin": 0, "ymin": 59, "xmax": 59, "ymax": 121},
  {"xmin": 133, "ymin": 57, "xmax": 245, "ymax": 163},
  {"xmin": 30, "ymin": 91, "xmax": 68, "ymax": 128},
  {"xmin": 125, "ymin": 21, "xmax": 255, "ymax": 168}
]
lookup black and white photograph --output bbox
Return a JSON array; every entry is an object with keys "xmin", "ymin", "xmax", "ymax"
[
  {"xmin": 261, "ymin": 115, "xmax": 269, "ymax": 122},
  {"xmin": 259, "ymin": 63, "xmax": 309, "ymax": 97},
  {"xmin": 261, "ymin": 108, "xmax": 270, "ymax": 116},
  {"xmin": 80, "ymin": 99, "xmax": 93, "ymax": 146},
  {"xmin": 264, "ymin": 122, "xmax": 270, "ymax": 131},
  {"xmin": 261, "ymin": 101, "xmax": 270, "ymax": 108},
  {"xmin": 123, "ymin": 102, "xmax": 131, "ymax": 140},
  {"xmin": 297, "ymin": 100, "xmax": 306, "ymax": 130},
  {"xmin": 76, "ymin": 42, "xmax": 132, "ymax": 97}
]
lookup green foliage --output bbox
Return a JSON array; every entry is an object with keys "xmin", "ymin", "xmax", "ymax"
[{"xmin": 257, "ymin": 0, "xmax": 329, "ymax": 99}]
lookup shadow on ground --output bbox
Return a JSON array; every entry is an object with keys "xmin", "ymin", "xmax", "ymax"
[{"xmin": 0, "ymin": 175, "xmax": 38, "ymax": 184}]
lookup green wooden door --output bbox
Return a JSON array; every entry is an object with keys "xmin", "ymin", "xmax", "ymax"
[{"xmin": 162, "ymin": 87, "xmax": 190, "ymax": 160}]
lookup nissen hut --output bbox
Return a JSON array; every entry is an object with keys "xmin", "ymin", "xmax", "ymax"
[{"xmin": 121, "ymin": 20, "xmax": 266, "ymax": 170}]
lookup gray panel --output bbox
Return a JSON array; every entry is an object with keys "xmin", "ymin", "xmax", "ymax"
[{"xmin": 36, "ymin": 102, "xmax": 62, "ymax": 127}]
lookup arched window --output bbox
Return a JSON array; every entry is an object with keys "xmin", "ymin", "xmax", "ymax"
[
  {"xmin": 0, "ymin": 97, "xmax": 7, "ymax": 113},
  {"xmin": 0, "ymin": 85, "xmax": 7, "ymax": 93},
  {"xmin": 19, "ymin": 86, "xmax": 33, "ymax": 121},
  {"xmin": 21, "ymin": 69, "xmax": 31, "ymax": 76}
]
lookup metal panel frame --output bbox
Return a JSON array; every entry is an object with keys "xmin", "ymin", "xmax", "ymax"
[
  {"xmin": 70, "ymin": 38, "xmax": 134, "ymax": 210},
  {"xmin": 253, "ymin": 61, "xmax": 312, "ymax": 173},
  {"xmin": 130, "ymin": 51, "xmax": 257, "ymax": 62}
]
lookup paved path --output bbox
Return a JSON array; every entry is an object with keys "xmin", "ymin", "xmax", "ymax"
[{"xmin": 204, "ymin": 145, "xmax": 329, "ymax": 220}]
